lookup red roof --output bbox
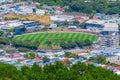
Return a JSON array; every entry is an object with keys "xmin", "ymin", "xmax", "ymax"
[
  {"xmin": 107, "ymin": 66, "xmax": 114, "ymax": 69},
  {"xmin": 35, "ymin": 58, "xmax": 43, "ymax": 62},
  {"xmin": 31, "ymin": 3, "xmax": 39, "ymax": 6},
  {"xmin": 90, "ymin": 18, "xmax": 99, "ymax": 20},
  {"xmin": 116, "ymin": 66, "xmax": 120, "ymax": 70},
  {"xmin": 56, "ymin": 8, "xmax": 64, "ymax": 11},
  {"xmin": 62, "ymin": 58, "xmax": 69, "ymax": 62},
  {"xmin": 86, "ymin": 62, "xmax": 94, "ymax": 65},
  {"xmin": 74, "ymin": 51, "xmax": 86, "ymax": 54},
  {"xmin": 77, "ymin": 18, "xmax": 84, "ymax": 20},
  {"xmin": 10, "ymin": 54, "xmax": 23, "ymax": 58}
]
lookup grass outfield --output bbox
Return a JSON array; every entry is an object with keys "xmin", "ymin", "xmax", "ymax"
[{"xmin": 13, "ymin": 32, "xmax": 98, "ymax": 46}]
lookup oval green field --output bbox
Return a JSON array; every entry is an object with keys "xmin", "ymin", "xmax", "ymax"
[{"xmin": 13, "ymin": 32, "xmax": 98, "ymax": 46}]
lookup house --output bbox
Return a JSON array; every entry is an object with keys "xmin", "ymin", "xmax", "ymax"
[
  {"xmin": 107, "ymin": 19, "xmax": 120, "ymax": 24},
  {"xmin": 37, "ymin": 49, "xmax": 64, "ymax": 58},
  {"xmin": 50, "ymin": 15, "xmax": 73, "ymax": 22},
  {"xmin": 0, "ymin": 0, "xmax": 13, "ymax": 3},
  {"xmin": 36, "ymin": 9, "xmax": 45, "ymax": 16},
  {"xmin": 43, "ymin": 62, "xmax": 52, "ymax": 66},
  {"xmin": 51, "ymin": 57, "xmax": 60, "ymax": 62},
  {"xmin": 10, "ymin": 54, "xmax": 24, "ymax": 58},
  {"xmin": 0, "ymin": 15, "xmax": 3, "ymax": 20},
  {"xmin": 21, "ymin": 59, "xmax": 35, "ymax": 67},
  {"xmin": 54, "ymin": 7, "xmax": 65, "ymax": 14},
  {"xmin": 51, "ymin": 49, "xmax": 65, "ymax": 56},
  {"xmin": 94, "ymin": 13, "xmax": 106, "ymax": 19},
  {"xmin": 31, "ymin": 2, "xmax": 40, "ymax": 7},
  {"xmin": 115, "ymin": 71, "xmax": 120, "ymax": 75},
  {"xmin": 36, "ymin": 50, "xmax": 54, "ymax": 58},
  {"xmin": 0, "ymin": 49, "xmax": 4, "ymax": 55},
  {"xmin": 35, "ymin": 58, "xmax": 43, "ymax": 62},
  {"xmin": 42, "ymin": 5, "xmax": 55, "ymax": 14},
  {"xmin": 86, "ymin": 62, "xmax": 94, "ymax": 65},
  {"xmin": 62, "ymin": 58, "xmax": 69, "ymax": 63},
  {"xmin": 107, "ymin": 0, "xmax": 117, "ymax": 2},
  {"xmin": 77, "ymin": 17, "xmax": 89, "ymax": 23},
  {"xmin": 115, "ymin": 66, "xmax": 120, "ymax": 70},
  {"xmin": 68, "ymin": 26, "xmax": 77, "ymax": 30},
  {"xmin": 93, "ymin": 63, "xmax": 101, "ymax": 67},
  {"xmin": 0, "ymin": 20, "xmax": 23, "ymax": 31},
  {"xmin": 8, "ymin": 61, "xmax": 21, "ymax": 67},
  {"xmin": 14, "ymin": 5, "xmax": 36, "ymax": 15},
  {"xmin": 61, "ymin": 12, "xmax": 87, "ymax": 18},
  {"xmin": 70, "ymin": 58, "xmax": 79, "ymax": 64},
  {"xmin": 1, "ymin": 57, "xmax": 13, "ymax": 63},
  {"xmin": 49, "ymin": 24, "xmax": 57, "ymax": 30}
]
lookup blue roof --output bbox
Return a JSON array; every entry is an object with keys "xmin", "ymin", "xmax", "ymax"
[
  {"xmin": 51, "ymin": 58, "xmax": 60, "ymax": 61},
  {"xmin": 93, "ymin": 63, "xmax": 100, "ymax": 67}
]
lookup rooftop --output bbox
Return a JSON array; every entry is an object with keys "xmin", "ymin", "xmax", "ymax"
[
  {"xmin": 85, "ymin": 20, "xmax": 105, "ymax": 25},
  {"xmin": 103, "ymin": 23, "xmax": 118, "ymax": 31}
]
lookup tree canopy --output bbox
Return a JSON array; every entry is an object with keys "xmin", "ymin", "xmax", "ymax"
[
  {"xmin": 33, "ymin": 0, "xmax": 120, "ymax": 14},
  {"xmin": 0, "ymin": 62, "xmax": 120, "ymax": 80},
  {"xmin": 0, "ymin": 30, "xmax": 4, "ymax": 37}
]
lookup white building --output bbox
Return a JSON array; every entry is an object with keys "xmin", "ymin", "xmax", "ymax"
[
  {"xmin": 50, "ymin": 15, "xmax": 74, "ymax": 22},
  {"xmin": 0, "ymin": 20, "xmax": 23, "ymax": 30},
  {"xmin": 84, "ymin": 20, "xmax": 105, "ymax": 32},
  {"xmin": 36, "ymin": 9, "xmax": 45, "ymax": 16},
  {"xmin": 0, "ymin": 0, "xmax": 13, "ymax": 3},
  {"xmin": 99, "ymin": 23, "xmax": 119, "ymax": 48}
]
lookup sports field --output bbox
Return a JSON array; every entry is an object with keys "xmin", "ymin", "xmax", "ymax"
[{"xmin": 13, "ymin": 32, "xmax": 98, "ymax": 46}]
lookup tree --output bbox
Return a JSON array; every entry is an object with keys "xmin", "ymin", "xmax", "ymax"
[
  {"xmin": 18, "ymin": 47, "xmax": 30, "ymax": 52},
  {"xmin": 41, "ymin": 26, "xmax": 48, "ymax": 31},
  {"xmin": 5, "ymin": 48, "xmax": 16, "ymax": 53},
  {"xmin": 97, "ymin": 56, "xmax": 107, "ymax": 64},
  {"xmin": 43, "ymin": 56, "xmax": 50, "ymax": 63},
  {"xmin": 60, "ymin": 40, "xmax": 76, "ymax": 49},
  {"xmin": 84, "ymin": 39, "xmax": 92, "ymax": 46},
  {"xmin": 76, "ymin": 40, "xmax": 84, "ymax": 48},
  {"xmin": 8, "ymin": 28, "xmax": 14, "ymax": 32},
  {"xmin": 33, "ymin": 0, "xmax": 120, "ymax": 14},
  {"xmin": 73, "ymin": 20, "xmax": 80, "ymax": 25},
  {"xmin": 31, "ymin": 63, "xmax": 42, "ymax": 73},
  {"xmin": 0, "ymin": 30, "xmax": 4, "ymax": 37},
  {"xmin": 29, "ymin": 52, "xmax": 36, "ymax": 59},
  {"xmin": 46, "ymin": 40, "xmax": 52, "ymax": 48},
  {"xmin": 64, "ymin": 52, "xmax": 71, "ymax": 57},
  {"xmin": 64, "ymin": 52, "xmax": 79, "ymax": 58},
  {"xmin": 12, "ymin": 40, "xmax": 40, "ymax": 50},
  {"xmin": 63, "ymin": 21, "xmax": 69, "ymax": 25},
  {"xmin": 24, "ymin": 52, "xmax": 36, "ymax": 59},
  {"xmin": 88, "ymin": 56, "xmax": 107, "ymax": 64},
  {"xmin": 118, "ymin": 24, "xmax": 120, "ymax": 30},
  {"xmin": 0, "ymin": 44, "xmax": 3, "ymax": 49},
  {"xmin": 21, "ymin": 66, "xmax": 33, "ymax": 80},
  {"xmin": 0, "ymin": 61, "xmax": 120, "ymax": 80}
]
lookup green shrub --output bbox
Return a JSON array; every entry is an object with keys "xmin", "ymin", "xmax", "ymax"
[
  {"xmin": 6, "ymin": 49, "xmax": 16, "ymax": 53},
  {"xmin": 18, "ymin": 47, "xmax": 30, "ymax": 52}
]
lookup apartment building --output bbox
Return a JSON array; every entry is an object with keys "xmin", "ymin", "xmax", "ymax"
[{"xmin": 99, "ymin": 23, "xmax": 119, "ymax": 48}]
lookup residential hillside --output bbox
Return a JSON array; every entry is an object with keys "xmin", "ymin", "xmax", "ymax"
[{"xmin": 33, "ymin": 0, "xmax": 120, "ymax": 14}]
